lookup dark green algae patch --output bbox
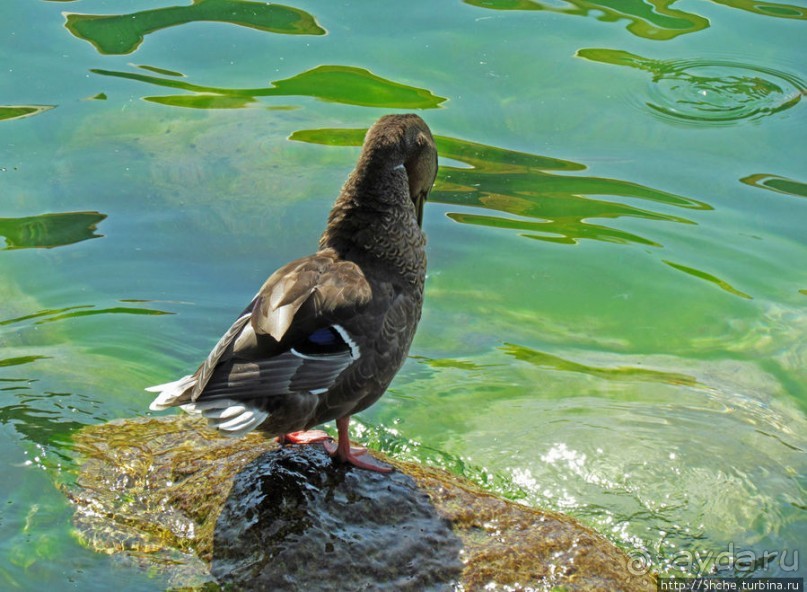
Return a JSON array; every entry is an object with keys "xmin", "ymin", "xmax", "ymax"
[
  {"xmin": 0, "ymin": 211, "xmax": 106, "ymax": 250},
  {"xmin": 462, "ymin": 0, "xmax": 709, "ymax": 41},
  {"xmin": 91, "ymin": 64, "xmax": 447, "ymax": 110},
  {"xmin": 0, "ymin": 105, "xmax": 55, "ymax": 122},
  {"xmin": 65, "ymin": 0, "xmax": 325, "ymax": 55},
  {"xmin": 290, "ymin": 127, "xmax": 709, "ymax": 248},
  {"xmin": 64, "ymin": 415, "xmax": 655, "ymax": 591}
]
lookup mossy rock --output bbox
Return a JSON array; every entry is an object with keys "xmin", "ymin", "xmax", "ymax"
[{"xmin": 65, "ymin": 415, "xmax": 655, "ymax": 591}]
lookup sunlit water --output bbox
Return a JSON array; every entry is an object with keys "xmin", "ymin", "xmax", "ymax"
[{"xmin": 1, "ymin": 0, "xmax": 805, "ymax": 588}]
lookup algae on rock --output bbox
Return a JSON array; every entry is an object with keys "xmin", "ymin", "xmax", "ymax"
[{"xmin": 65, "ymin": 415, "xmax": 655, "ymax": 591}]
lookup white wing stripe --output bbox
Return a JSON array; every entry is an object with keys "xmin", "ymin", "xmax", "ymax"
[{"xmin": 332, "ymin": 324, "xmax": 360, "ymax": 359}]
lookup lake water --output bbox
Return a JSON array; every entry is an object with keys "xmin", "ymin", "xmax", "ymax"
[{"xmin": 1, "ymin": 0, "xmax": 805, "ymax": 588}]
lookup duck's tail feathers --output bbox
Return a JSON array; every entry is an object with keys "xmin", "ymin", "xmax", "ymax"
[
  {"xmin": 146, "ymin": 375, "xmax": 196, "ymax": 411},
  {"xmin": 182, "ymin": 398, "xmax": 269, "ymax": 438}
]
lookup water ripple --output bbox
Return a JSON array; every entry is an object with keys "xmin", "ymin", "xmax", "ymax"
[{"xmin": 577, "ymin": 49, "xmax": 805, "ymax": 125}]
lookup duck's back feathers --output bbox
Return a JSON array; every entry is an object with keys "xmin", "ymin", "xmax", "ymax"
[
  {"xmin": 147, "ymin": 250, "xmax": 373, "ymax": 433},
  {"xmin": 253, "ymin": 252, "xmax": 372, "ymax": 343}
]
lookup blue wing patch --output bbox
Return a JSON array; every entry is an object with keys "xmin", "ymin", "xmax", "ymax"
[
  {"xmin": 307, "ymin": 327, "xmax": 340, "ymax": 346},
  {"xmin": 293, "ymin": 326, "xmax": 352, "ymax": 357}
]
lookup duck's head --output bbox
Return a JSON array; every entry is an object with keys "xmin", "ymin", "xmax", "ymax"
[{"xmin": 362, "ymin": 114, "xmax": 437, "ymax": 227}]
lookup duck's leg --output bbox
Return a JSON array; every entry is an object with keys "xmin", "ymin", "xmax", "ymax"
[
  {"xmin": 276, "ymin": 430, "xmax": 330, "ymax": 445},
  {"xmin": 323, "ymin": 416, "xmax": 392, "ymax": 473}
]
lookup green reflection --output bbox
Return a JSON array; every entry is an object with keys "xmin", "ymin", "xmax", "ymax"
[
  {"xmin": 0, "ymin": 212, "xmax": 106, "ymax": 250},
  {"xmin": 663, "ymin": 260, "xmax": 752, "ymax": 299},
  {"xmin": 37, "ymin": 307, "xmax": 173, "ymax": 323},
  {"xmin": 65, "ymin": 0, "xmax": 325, "ymax": 55},
  {"xmin": 0, "ymin": 105, "xmax": 55, "ymax": 122},
  {"xmin": 1, "ymin": 306, "xmax": 93, "ymax": 327},
  {"xmin": 2, "ymin": 305, "xmax": 172, "ymax": 326},
  {"xmin": 464, "ymin": 0, "xmax": 709, "ymax": 40},
  {"xmin": 708, "ymin": 0, "xmax": 807, "ymax": 19},
  {"xmin": 577, "ymin": 48, "xmax": 805, "ymax": 124},
  {"xmin": 0, "ymin": 356, "xmax": 49, "ymax": 368},
  {"xmin": 137, "ymin": 65, "xmax": 185, "ymax": 77},
  {"xmin": 92, "ymin": 65, "xmax": 446, "ymax": 109},
  {"xmin": 0, "ymin": 391, "xmax": 96, "ymax": 450},
  {"xmin": 501, "ymin": 343, "xmax": 698, "ymax": 386},
  {"xmin": 740, "ymin": 173, "xmax": 807, "ymax": 198},
  {"xmin": 411, "ymin": 355, "xmax": 488, "ymax": 371},
  {"xmin": 290, "ymin": 127, "xmax": 710, "ymax": 247},
  {"xmin": 147, "ymin": 94, "xmax": 254, "ymax": 109}
]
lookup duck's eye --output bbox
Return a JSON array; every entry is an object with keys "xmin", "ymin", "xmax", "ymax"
[{"xmin": 293, "ymin": 326, "xmax": 350, "ymax": 356}]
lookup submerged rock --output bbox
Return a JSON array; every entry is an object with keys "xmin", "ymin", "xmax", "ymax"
[{"xmin": 65, "ymin": 415, "xmax": 655, "ymax": 591}]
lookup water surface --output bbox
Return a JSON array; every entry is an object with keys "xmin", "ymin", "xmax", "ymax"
[{"xmin": 1, "ymin": 0, "xmax": 805, "ymax": 588}]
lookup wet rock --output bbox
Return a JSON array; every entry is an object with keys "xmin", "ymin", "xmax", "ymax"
[
  {"xmin": 65, "ymin": 415, "xmax": 656, "ymax": 591},
  {"xmin": 212, "ymin": 445, "xmax": 462, "ymax": 591}
]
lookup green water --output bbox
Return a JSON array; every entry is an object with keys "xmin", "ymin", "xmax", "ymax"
[{"xmin": 1, "ymin": 0, "xmax": 805, "ymax": 588}]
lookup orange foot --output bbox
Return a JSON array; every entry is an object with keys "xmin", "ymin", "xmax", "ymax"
[
  {"xmin": 276, "ymin": 430, "xmax": 331, "ymax": 445},
  {"xmin": 323, "ymin": 416, "xmax": 392, "ymax": 473}
]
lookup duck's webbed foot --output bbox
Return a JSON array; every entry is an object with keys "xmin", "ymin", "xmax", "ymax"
[
  {"xmin": 323, "ymin": 416, "xmax": 392, "ymax": 473},
  {"xmin": 276, "ymin": 430, "xmax": 331, "ymax": 445}
]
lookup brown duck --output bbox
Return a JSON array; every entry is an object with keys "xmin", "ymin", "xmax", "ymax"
[{"xmin": 148, "ymin": 114, "xmax": 437, "ymax": 472}]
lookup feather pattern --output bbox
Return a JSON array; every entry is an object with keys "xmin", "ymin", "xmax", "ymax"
[
  {"xmin": 146, "ymin": 114, "xmax": 437, "ymax": 470},
  {"xmin": 148, "ymin": 254, "xmax": 371, "ymax": 424}
]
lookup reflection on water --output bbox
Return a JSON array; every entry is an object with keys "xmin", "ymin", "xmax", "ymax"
[
  {"xmin": 741, "ymin": 173, "xmax": 807, "ymax": 198},
  {"xmin": 464, "ymin": 0, "xmax": 709, "ymax": 40},
  {"xmin": 501, "ymin": 343, "xmax": 698, "ymax": 386},
  {"xmin": 464, "ymin": 0, "xmax": 806, "ymax": 38},
  {"xmin": 0, "ymin": 212, "xmax": 106, "ymax": 250},
  {"xmin": 0, "ymin": 298, "xmax": 175, "ymax": 457},
  {"xmin": 577, "ymin": 48, "xmax": 805, "ymax": 125},
  {"xmin": 3, "ymin": 0, "xmax": 804, "ymax": 586},
  {"xmin": 663, "ymin": 260, "xmax": 752, "ymax": 300},
  {"xmin": 65, "ymin": 0, "xmax": 325, "ymax": 55},
  {"xmin": 0, "ymin": 356, "xmax": 49, "ymax": 368},
  {"xmin": 290, "ymin": 127, "xmax": 710, "ymax": 247},
  {"xmin": 92, "ymin": 64, "xmax": 446, "ymax": 109},
  {"xmin": 1, "ymin": 304, "xmax": 173, "ymax": 326},
  {"xmin": 392, "ymin": 343, "xmax": 807, "ymax": 578},
  {"xmin": 0, "ymin": 390, "xmax": 95, "ymax": 454},
  {"xmin": 137, "ymin": 65, "xmax": 185, "ymax": 77},
  {"xmin": 0, "ymin": 355, "xmax": 91, "ymax": 459},
  {"xmin": 708, "ymin": 0, "xmax": 807, "ymax": 19},
  {"xmin": 0, "ymin": 105, "xmax": 56, "ymax": 122}
]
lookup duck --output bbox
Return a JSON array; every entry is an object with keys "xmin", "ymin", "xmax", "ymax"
[{"xmin": 147, "ymin": 113, "xmax": 437, "ymax": 472}]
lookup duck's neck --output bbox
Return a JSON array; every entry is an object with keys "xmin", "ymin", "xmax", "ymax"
[{"xmin": 319, "ymin": 162, "xmax": 426, "ymax": 290}]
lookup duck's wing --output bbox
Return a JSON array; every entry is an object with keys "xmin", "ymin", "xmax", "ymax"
[
  {"xmin": 147, "ymin": 252, "xmax": 373, "ymax": 435},
  {"xmin": 146, "ymin": 302, "xmax": 256, "ymax": 411}
]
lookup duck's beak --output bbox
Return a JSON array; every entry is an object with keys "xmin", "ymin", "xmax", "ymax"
[{"xmin": 416, "ymin": 190, "xmax": 429, "ymax": 227}]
